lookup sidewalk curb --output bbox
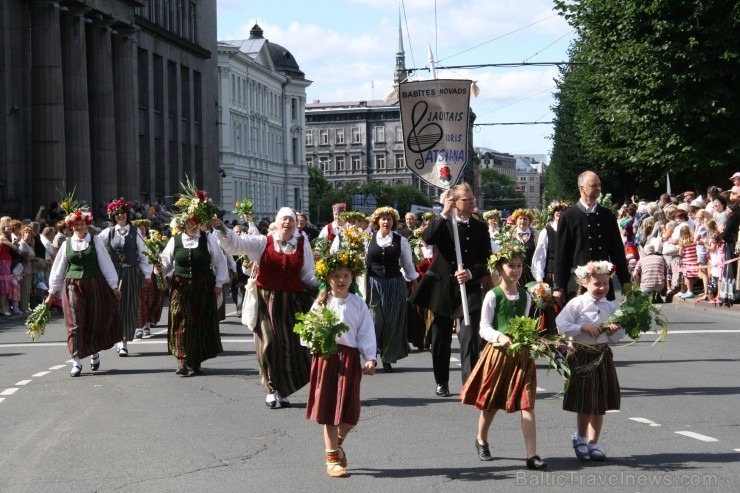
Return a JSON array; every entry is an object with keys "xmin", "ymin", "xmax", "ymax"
[{"xmin": 672, "ymin": 296, "xmax": 740, "ymax": 312}]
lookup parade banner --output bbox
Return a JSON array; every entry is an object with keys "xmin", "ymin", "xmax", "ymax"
[{"xmin": 399, "ymin": 79, "xmax": 472, "ymax": 189}]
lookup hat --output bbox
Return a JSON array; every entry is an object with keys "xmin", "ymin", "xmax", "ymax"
[
  {"xmin": 730, "ymin": 172, "xmax": 740, "ymax": 180},
  {"xmin": 275, "ymin": 207, "xmax": 296, "ymax": 223}
]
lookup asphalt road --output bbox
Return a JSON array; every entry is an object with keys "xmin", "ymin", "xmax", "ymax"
[{"xmin": 0, "ymin": 301, "xmax": 738, "ymax": 493}]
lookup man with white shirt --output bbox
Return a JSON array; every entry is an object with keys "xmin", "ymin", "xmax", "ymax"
[{"xmin": 318, "ymin": 202, "xmax": 347, "ymax": 243}]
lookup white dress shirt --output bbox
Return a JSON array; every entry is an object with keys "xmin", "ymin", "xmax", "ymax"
[
  {"xmin": 556, "ymin": 293, "xmax": 625, "ymax": 344},
  {"xmin": 532, "ymin": 221, "xmax": 557, "ymax": 282},
  {"xmin": 48, "ymin": 233, "xmax": 119, "ymax": 294},
  {"xmin": 479, "ymin": 289, "xmax": 532, "ymax": 344},
  {"xmin": 99, "ymin": 223, "xmax": 153, "ymax": 276},
  {"xmin": 159, "ymin": 232, "xmax": 229, "ymax": 288}
]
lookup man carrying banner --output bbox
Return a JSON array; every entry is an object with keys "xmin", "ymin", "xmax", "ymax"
[{"xmin": 409, "ymin": 183, "xmax": 491, "ymax": 397}]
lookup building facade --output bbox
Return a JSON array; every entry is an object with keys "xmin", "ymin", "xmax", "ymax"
[
  {"xmin": 0, "ymin": 0, "xmax": 218, "ymax": 219},
  {"xmin": 217, "ymin": 25, "xmax": 311, "ymax": 221},
  {"xmin": 515, "ymin": 156, "xmax": 545, "ymax": 209}
]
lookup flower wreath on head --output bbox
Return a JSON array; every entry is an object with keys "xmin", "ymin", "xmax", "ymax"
[
  {"xmin": 131, "ymin": 218, "xmax": 152, "ymax": 229},
  {"xmin": 483, "ymin": 209, "xmax": 501, "ymax": 221},
  {"xmin": 314, "ymin": 249, "xmax": 366, "ymax": 287},
  {"xmin": 370, "ymin": 206, "xmax": 400, "ymax": 224},
  {"xmin": 547, "ymin": 200, "xmax": 569, "ymax": 217},
  {"xmin": 65, "ymin": 209, "xmax": 94, "ymax": 227},
  {"xmin": 107, "ymin": 198, "xmax": 132, "ymax": 220},
  {"xmin": 169, "ymin": 213, "xmax": 188, "ymax": 236},
  {"xmin": 487, "ymin": 231, "xmax": 527, "ymax": 273},
  {"xmin": 574, "ymin": 261, "xmax": 616, "ymax": 283},
  {"xmin": 510, "ymin": 208, "xmax": 535, "ymax": 222},
  {"xmin": 421, "ymin": 211, "xmax": 435, "ymax": 222},
  {"xmin": 339, "ymin": 211, "xmax": 366, "ymax": 223}
]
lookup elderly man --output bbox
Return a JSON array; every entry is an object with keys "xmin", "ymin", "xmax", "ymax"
[
  {"xmin": 318, "ymin": 203, "xmax": 346, "ymax": 243},
  {"xmin": 399, "ymin": 212, "xmax": 418, "ymax": 238}
]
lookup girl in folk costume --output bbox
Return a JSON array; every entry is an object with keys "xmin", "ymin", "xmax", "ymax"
[
  {"xmin": 510, "ymin": 208, "xmax": 537, "ymax": 285},
  {"xmin": 555, "ymin": 261, "xmax": 624, "ymax": 462},
  {"xmin": 211, "ymin": 208, "xmax": 318, "ymax": 408},
  {"xmin": 304, "ymin": 250, "xmax": 377, "ymax": 478},
  {"xmin": 45, "ymin": 208, "xmax": 122, "ymax": 376},
  {"xmin": 132, "ymin": 219, "xmax": 167, "ymax": 335},
  {"xmin": 460, "ymin": 242, "xmax": 547, "ymax": 471},
  {"xmin": 678, "ymin": 225, "xmax": 699, "ymax": 299},
  {"xmin": 100, "ymin": 199, "xmax": 153, "ymax": 355}
]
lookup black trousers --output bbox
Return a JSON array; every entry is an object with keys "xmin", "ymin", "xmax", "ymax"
[{"xmin": 430, "ymin": 310, "xmax": 481, "ymax": 386}]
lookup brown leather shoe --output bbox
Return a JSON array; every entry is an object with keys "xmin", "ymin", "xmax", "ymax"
[{"xmin": 326, "ymin": 463, "xmax": 347, "ymax": 477}]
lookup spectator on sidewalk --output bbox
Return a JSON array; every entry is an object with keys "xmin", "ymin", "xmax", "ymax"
[{"xmin": 632, "ymin": 244, "xmax": 667, "ymax": 302}]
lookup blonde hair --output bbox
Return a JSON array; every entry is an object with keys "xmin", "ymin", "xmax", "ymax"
[{"xmin": 678, "ymin": 226, "xmax": 694, "ymax": 247}]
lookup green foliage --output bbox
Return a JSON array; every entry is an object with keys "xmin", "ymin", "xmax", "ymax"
[
  {"xmin": 494, "ymin": 315, "xmax": 571, "ymax": 379},
  {"xmin": 26, "ymin": 303, "xmax": 51, "ymax": 342},
  {"xmin": 603, "ymin": 283, "xmax": 669, "ymax": 343},
  {"xmin": 293, "ymin": 307, "xmax": 350, "ymax": 358},
  {"xmin": 480, "ymin": 168, "xmax": 526, "ymax": 211}
]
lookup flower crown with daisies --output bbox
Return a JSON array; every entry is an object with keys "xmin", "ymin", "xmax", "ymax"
[
  {"xmin": 487, "ymin": 232, "xmax": 527, "ymax": 272},
  {"xmin": 107, "ymin": 198, "xmax": 132, "ymax": 221},
  {"xmin": 547, "ymin": 200, "xmax": 569, "ymax": 216},
  {"xmin": 339, "ymin": 211, "xmax": 366, "ymax": 223},
  {"xmin": 483, "ymin": 209, "xmax": 501, "ymax": 220},
  {"xmin": 370, "ymin": 206, "xmax": 400, "ymax": 224},
  {"xmin": 574, "ymin": 261, "xmax": 616, "ymax": 282},
  {"xmin": 314, "ymin": 249, "xmax": 366, "ymax": 286}
]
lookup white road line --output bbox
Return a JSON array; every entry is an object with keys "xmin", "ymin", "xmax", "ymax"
[
  {"xmin": 49, "ymin": 365, "xmax": 66, "ymax": 370},
  {"xmin": 3, "ymin": 338, "xmax": 256, "ymax": 349},
  {"xmin": 0, "ymin": 398, "xmax": 5, "ymax": 403},
  {"xmin": 1, "ymin": 388, "xmax": 19, "ymax": 396},
  {"xmin": 675, "ymin": 431, "xmax": 718, "ymax": 442},
  {"xmin": 650, "ymin": 330, "xmax": 740, "ymax": 334},
  {"xmin": 606, "ymin": 410, "xmax": 620, "ymax": 413},
  {"xmin": 734, "ymin": 449, "xmax": 740, "ymax": 452},
  {"xmin": 629, "ymin": 417, "xmax": 661, "ymax": 427},
  {"xmin": 32, "ymin": 371, "xmax": 50, "ymax": 377},
  {"xmin": 536, "ymin": 387, "xmax": 546, "ymax": 392},
  {"xmin": 15, "ymin": 380, "xmax": 31, "ymax": 386}
]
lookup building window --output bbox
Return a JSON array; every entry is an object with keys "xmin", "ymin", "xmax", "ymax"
[
  {"xmin": 189, "ymin": 2, "xmax": 198, "ymax": 43},
  {"xmin": 335, "ymin": 129, "xmax": 345, "ymax": 145},
  {"xmin": 320, "ymin": 129, "xmax": 329, "ymax": 145},
  {"xmin": 395, "ymin": 126, "xmax": 403, "ymax": 142},
  {"xmin": 305, "ymin": 131, "xmax": 313, "ymax": 146},
  {"xmin": 376, "ymin": 155, "xmax": 386, "ymax": 170},
  {"xmin": 291, "ymin": 98, "xmax": 298, "ymax": 120},
  {"xmin": 352, "ymin": 156, "xmax": 361, "ymax": 170},
  {"xmin": 530, "ymin": 186, "xmax": 535, "ymax": 192},
  {"xmin": 320, "ymin": 157, "xmax": 329, "ymax": 173},
  {"xmin": 375, "ymin": 127, "xmax": 385, "ymax": 143},
  {"xmin": 336, "ymin": 156, "xmax": 345, "ymax": 171},
  {"xmin": 351, "ymin": 127, "xmax": 361, "ymax": 143},
  {"xmin": 395, "ymin": 154, "xmax": 405, "ymax": 170},
  {"xmin": 306, "ymin": 156, "xmax": 313, "ymax": 166}
]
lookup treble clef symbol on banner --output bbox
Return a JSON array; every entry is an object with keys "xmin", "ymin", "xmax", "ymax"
[{"xmin": 407, "ymin": 101, "xmax": 443, "ymax": 169}]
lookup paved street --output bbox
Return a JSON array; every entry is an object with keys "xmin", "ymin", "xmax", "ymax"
[{"xmin": 1, "ymin": 300, "xmax": 738, "ymax": 492}]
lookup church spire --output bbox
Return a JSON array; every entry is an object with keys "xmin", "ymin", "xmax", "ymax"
[{"xmin": 394, "ymin": 9, "xmax": 407, "ymax": 85}]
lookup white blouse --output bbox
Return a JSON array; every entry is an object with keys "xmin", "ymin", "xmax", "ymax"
[
  {"xmin": 48, "ymin": 233, "xmax": 119, "ymax": 294},
  {"xmin": 479, "ymin": 289, "xmax": 532, "ymax": 343},
  {"xmin": 556, "ymin": 293, "xmax": 625, "ymax": 344},
  {"xmin": 159, "ymin": 232, "xmax": 229, "ymax": 288},
  {"xmin": 307, "ymin": 294, "xmax": 378, "ymax": 363},
  {"xmin": 370, "ymin": 231, "xmax": 419, "ymax": 282},
  {"xmin": 99, "ymin": 224, "xmax": 153, "ymax": 276}
]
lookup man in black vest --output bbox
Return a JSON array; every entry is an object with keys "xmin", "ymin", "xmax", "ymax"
[
  {"xmin": 553, "ymin": 171, "xmax": 630, "ymax": 303},
  {"xmin": 409, "ymin": 183, "xmax": 492, "ymax": 397}
]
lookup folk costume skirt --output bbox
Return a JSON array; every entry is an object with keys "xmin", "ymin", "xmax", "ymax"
[
  {"xmin": 366, "ymin": 275, "xmax": 409, "ymax": 364},
  {"xmin": 253, "ymin": 286, "xmax": 312, "ymax": 396},
  {"xmin": 460, "ymin": 343, "xmax": 536, "ymax": 413},
  {"xmin": 306, "ymin": 345, "xmax": 362, "ymax": 426},
  {"xmin": 168, "ymin": 274, "xmax": 223, "ymax": 367},
  {"xmin": 563, "ymin": 343, "xmax": 620, "ymax": 415},
  {"xmin": 138, "ymin": 273, "xmax": 166, "ymax": 327},
  {"xmin": 62, "ymin": 277, "xmax": 121, "ymax": 359},
  {"xmin": 116, "ymin": 265, "xmax": 142, "ymax": 341}
]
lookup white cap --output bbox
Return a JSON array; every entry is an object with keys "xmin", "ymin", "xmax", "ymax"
[{"xmin": 275, "ymin": 207, "xmax": 296, "ymax": 223}]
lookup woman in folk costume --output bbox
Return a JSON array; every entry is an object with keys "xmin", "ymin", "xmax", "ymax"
[
  {"xmin": 211, "ymin": 207, "xmax": 318, "ymax": 408},
  {"xmin": 156, "ymin": 212, "xmax": 227, "ymax": 376},
  {"xmin": 365, "ymin": 206, "xmax": 419, "ymax": 372},
  {"xmin": 132, "ymin": 219, "xmax": 167, "ymax": 336},
  {"xmin": 510, "ymin": 208, "xmax": 537, "ymax": 285},
  {"xmin": 45, "ymin": 208, "xmax": 122, "ymax": 376},
  {"xmin": 100, "ymin": 199, "xmax": 152, "ymax": 355}
]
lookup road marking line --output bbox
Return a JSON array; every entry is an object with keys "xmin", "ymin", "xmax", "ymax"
[
  {"xmin": 1, "ymin": 388, "xmax": 19, "ymax": 396},
  {"xmin": 0, "ymin": 398, "xmax": 4, "ymax": 403},
  {"xmin": 606, "ymin": 410, "xmax": 620, "ymax": 413},
  {"xmin": 675, "ymin": 431, "xmax": 718, "ymax": 442},
  {"xmin": 15, "ymin": 380, "xmax": 31, "ymax": 386},
  {"xmin": 734, "ymin": 449, "xmax": 740, "ymax": 452},
  {"xmin": 648, "ymin": 330, "xmax": 740, "ymax": 334},
  {"xmin": 3, "ymin": 338, "xmax": 257, "ymax": 349},
  {"xmin": 32, "ymin": 371, "xmax": 50, "ymax": 377},
  {"xmin": 629, "ymin": 417, "xmax": 661, "ymax": 427},
  {"xmin": 49, "ymin": 365, "xmax": 66, "ymax": 370},
  {"xmin": 536, "ymin": 387, "xmax": 546, "ymax": 392}
]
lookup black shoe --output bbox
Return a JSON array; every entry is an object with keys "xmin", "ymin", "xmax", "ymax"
[
  {"xmin": 70, "ymin": 364, "xmax": 82, "ymax": 377},
  {"xmin": 90, "ymin": 354, "xmax": 100, "ymax": 372},
  {"xmin": 475, "ymin": 439, "xmax": 493, "ymax": 461},
  {"xmin": 526, "ymin": 455, "xmax": 548, "ymax": 470},
  {"xmin": 191, "ymin": 365, "xmax": 202, "ymax": 374},
  {"xmin": 435, "ymin": 384, "xmax": 450, "ymax": 397},
  {"xmin": 175, "ymin": 365, "xmax": 189, "ymax": 376},
  {"xmin": 382, "ymin": 362, "xmax": 393, "ymax": 373}
]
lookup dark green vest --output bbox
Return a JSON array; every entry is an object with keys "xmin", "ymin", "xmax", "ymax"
[
  {"xmin": 491, "ymin": 286, "xmax": 528, "ymax": 334},
  {"xmin": 65, "ymin": 236, "xmax": 103, "ymax": 279},
  {"xmin": 174, "ymin": 233, "xmax": 211, "ymax": 278}
]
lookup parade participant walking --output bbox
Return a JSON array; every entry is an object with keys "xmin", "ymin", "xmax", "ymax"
[
  {"xmin": 100, "ymin": 199, "xmax": 152, "ymax": 355},
  {"xmin": 302, "ymin": 250, "xmax": 376, "ymax": 478},
  {"xmin": 212, "ymin": 207, "xmax": 318, "ymax": 408},
  {"xmin": 409, "ymin": 183, "xmax": 492, "ymax": 397},
  {"xmin": 556, "ymin": 261, "xmax": 625, "ymax": 462},
  {"xmin": 318, "ymin": 203, "xmax": 347, "ymax": 243},
  {"xmin": 45, "ymin": 208, "xmax": 122, "ymax": 376},
  {"xmin": 133, "ymin": 219, "xmax": 167, "ymax": 335},
  {"xmin": 365, "ymin": 206, "xmax": 418, "ymax": 372},
  {"xmin": 510, "ymin": 209, "xmax": 537, "ymax": 285},
  {"xmin": 460, "ymin": 242, "xmax": 547, "ymax": 470}
]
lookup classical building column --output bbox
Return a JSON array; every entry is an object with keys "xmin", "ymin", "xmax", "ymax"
[
  {"xmin": 31, "ymin": 0, "xmax": 66, "ymax": 212},
  {"xmin": 86, "ymin": 14, "xmax": 117, "ymax": 213},
  {"xmin": 60, "ymin": 6, "xmax": 92, "ymax": 202},
  {"xmin": 112, "ymin": 26, "xmax": 139, "ymax": 201}
]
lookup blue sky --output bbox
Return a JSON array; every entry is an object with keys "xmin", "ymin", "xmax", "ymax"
[{"xmin": 217, "ymin": 0, "xmax": 576, "ymax": 160}]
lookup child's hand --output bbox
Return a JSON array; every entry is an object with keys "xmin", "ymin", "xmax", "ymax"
[
  {"xmin": 362, "ymin": 360, "xmax": 376, "ymax": 375},
  {"xmin": 496, "ymin": 334, "xmax": 512, "ymax": 348},
  {"xmin": 605, "ymin": 324, "xmax": 621, "ymax": 336},
  {"xmin": 580, "ymin": 324, "xmax": 602, "ymax": 338}
]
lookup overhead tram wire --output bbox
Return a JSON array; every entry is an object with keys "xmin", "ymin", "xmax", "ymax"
[{"xmin": 401, "ymin": 0, "xmax": 417, "ymax": 72}]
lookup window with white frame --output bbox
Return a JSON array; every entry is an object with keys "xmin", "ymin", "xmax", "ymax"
[
  {"xmin": 395, "ymin": 154, "xmax": 405, "ymax": 170},
  {"xmin": 305, "ymin": 130, "xmax": 313, "ymax": 146},
  {"xmin": 320, "ymin": 129, "xmax": 329, "ymax": 145},
  {"xmin": 376, "ymin": 154, "xmax": 386, "ymax": 170},
  {"xmin": 306, "ymin": 156, "xmax": 313, "ymax": 166},
  {"xmin": 395, "ymin": 126, "xmax": 403, "ymax": 142},
  {"xmin": 336, "ymin": 128, "xmax": 345, "ymax": 144},
  {"xmin": 375, "ymin": 126, "xmax": 385, "ymax": 143},
  {"xmin": 320, "ymin": 157, "xmax": 329, "ymax": 173},
  {"xmin": 351, "ymin": 127, "xmax": 361, "ymax": 143},
  {"xmin": 336, "ymin": 155, "xmax": 345, "ymax": 171},
  {"xmin": 352, "ymin": 156, "xmax": 361, "ymax": 170}
]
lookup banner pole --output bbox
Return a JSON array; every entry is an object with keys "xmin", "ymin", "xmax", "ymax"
[{"xmin": 448, "ymin": 191, "xmax": 471, "ymax": 326}]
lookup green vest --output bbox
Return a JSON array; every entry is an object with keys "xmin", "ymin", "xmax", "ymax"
[
  {"xmin": 173, "ymin": 233, "xmax": 211, "ymax": 278},
  {"xmin": 491, "ymin": 286, "xmax": 528, "ymax": 334},
  {"xmin": 65, "ymin": 236, "xmax": 103, "ymax": 279}
]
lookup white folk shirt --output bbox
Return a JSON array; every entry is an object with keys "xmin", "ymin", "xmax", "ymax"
[
  {"xmin": 556, "ymin": 293, "xmax": 625, "ymax": 345},
  {"xmin": 306, "ymin": 294, "xmax": 378, "ymax": 363},
  {"xmin": 99, "ymin": 224, "xmax": 153, "ymax": 277},
  {"xmin": 370, "ymin": 231, "xmax": 419, "ymax": 282},
  {"xmin": 48, "ymin": 233, "xmax": 119, "ymax": 295},
  {"xmin": 479, "ymin": 289, "xmax": 532, "ymax": 343}
]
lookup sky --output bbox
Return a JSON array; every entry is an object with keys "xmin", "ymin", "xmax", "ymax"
[{"xmin": 216, "ymin": 0, "xmax": 577, "ymax": 161}]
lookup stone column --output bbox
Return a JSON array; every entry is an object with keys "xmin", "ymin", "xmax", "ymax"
[
  {"xmin": 112, "ymin": 26, "xmax": 139, "ymax": 202},
  {"xmin": 31, "ymin": 0, "xmax": 66, "ymax": 212},
  {"xmin": 60, "ymin": 6, "xmax": 92, "ymax": 203},
  {"xmin": 86, "ymin": 14, "xmax": 117, "ymax": 214}
]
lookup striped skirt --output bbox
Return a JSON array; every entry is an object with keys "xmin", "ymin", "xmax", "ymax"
[
  {"xmin": 366, "ymin": 275, "xmax": 409, "ymax": 364},
  {"xmin": 138, "ymin": 273, "xmax": 166, "ymax": 326},
  {"xmin": 460, "ymin": 343, "xmax": 536, "ymax": 413},
  {"xmin": 306, "ymin": 345, "xmax": 362, "ymax": 426},
  {"xmin": 253, "ymin": 287, "xmax": 312, "ymax": 396},
  {"xmin": 168, "ymin": 274, "xmax": 223, "ymax": 367},
  {"xmin": 562, "ymin": 344, "xmax": 620, "ymax": 415},
  {"xmin": 117, "ymin": 266, "xmax": 142, "ymax": 340},
  {"xmin": 63, "ymin": 276, "xmax": 121, "ymax": 359}
]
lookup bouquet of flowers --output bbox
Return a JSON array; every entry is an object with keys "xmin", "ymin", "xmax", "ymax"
[
  {"xmin": 143, "ymin": 230, "xmax": 169, "ymax": 289},
  {"xmin": 231, "ymin": 198, "xmax": 254, "ymax": 218},
  {"xmin": 293, "ymin": 307, "xmax": 350, "ymax": 358},
  {"xmin": 58, "ymin": 188, "xmax": 87, "ymax": 216},
  {"xmin": 338, "ymin": 225, "xmax": 371, "ymax": 254},
  {"xmin": 601, "ymin": 283, "xmax": 669, "ymax": 343},
  {"xmin": 532, "ymin": 207, "xmax": 549, "ymax": 230},
  {"xmin": 26, "ymin": 303, "xmax": 52, "ymax": 342},
  {"xmin": 526, "ymin": 281, "xmax": 554, "ymax": 309},
  {"xmin": 174, "ymin": 176, "xmax": 220, "ymax": 224},
  {"xmin": 494, "ymin": 315, "xmax": 570, "ymax": 378},
  {"xmin": 312, "ymin": 236, "xmax": 331, "ymax": 259}
]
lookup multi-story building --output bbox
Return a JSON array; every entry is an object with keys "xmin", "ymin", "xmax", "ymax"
[
  {"xmin": 515, "ymin": 156, "xmax": 545, "ymax": 209},
  {"xmin": 0, "ymin": 0, "xmax": 218, "ymax": 219},
  {"xmin": 218, "ymin": 24, "xmax": 311, "ymax": 220}
]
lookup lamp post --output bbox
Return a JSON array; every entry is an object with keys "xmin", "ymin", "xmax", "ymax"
[{"xmin": 218, "ymin": 167, "xmax": 226, "ymax": 211}]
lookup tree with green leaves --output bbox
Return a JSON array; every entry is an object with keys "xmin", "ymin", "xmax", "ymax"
[{"xmin": 480, "ymin": 168, "xmax": 526, "ymax": 212}]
